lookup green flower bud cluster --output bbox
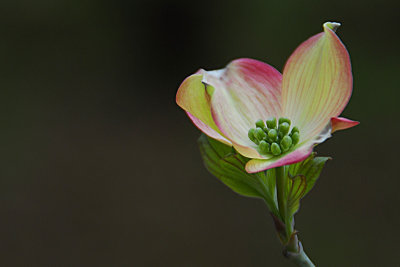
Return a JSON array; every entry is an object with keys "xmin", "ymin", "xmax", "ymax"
[{"xmin": 248, "ymin": 117, "xmax": 300, "ymax": 156}]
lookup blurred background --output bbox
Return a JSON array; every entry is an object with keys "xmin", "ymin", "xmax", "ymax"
[{"xmin": 0, "ymin": 0, "xmax": 399, "ymax": 266}]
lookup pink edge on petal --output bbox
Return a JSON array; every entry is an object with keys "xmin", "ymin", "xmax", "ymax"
[
  {"xmin": 245, "ymin": 146, "xmax": 313, "ymax": 173},
  {"xmin": 281, "ymin": 23, "xmax": 353, "ymax": 145},
  {"xmin": 176, "ymin": 73, "xmax": 231, "ymax": 145},
  {"xmin": 331, "ymin": 117, "xmax": 359, "ymax": 133},
  {"xmin": 186, "ymin": 111, "xmax": 232, "ymax": 146},
  {"xmin": 201, "ymin": 58, "xmax": 282, "ymax": 159}
]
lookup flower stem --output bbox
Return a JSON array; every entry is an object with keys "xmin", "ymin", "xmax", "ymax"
[
  {"xmin": 275, "ymin": 166, "xmax": 287, "ymax": 224},
  {"xmin": 285, "ymin": 240, "xmax": 315, "ymax": 267},
  {"xmin": 275, "ymin": 166, "xmax": 315, "ymax": 266},
  {"xmin": 275, "ymin": 166, "xmax": 291, "ymax": 239}
]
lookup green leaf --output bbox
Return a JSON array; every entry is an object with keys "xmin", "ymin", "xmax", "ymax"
[
  {"xmin": 287, "ymin": 153, "xmax": 330, "ymax": 198},
  {"xmin": 287, "ymin": 174, "xmax": 307, "ymax": 216},
  {"xmin": 265, "ymin": 168, "xmax": 277, "ymax": 204},
  {"xmin": 301, "ymin": 156, "xmax": 331, "ymax": 196},
  {"xmin": 285, "ymin": 153, "xmax": 330, "ymax": 216},
  {"xmin": 198, "ymin": 134, "xmax": 278, "ymax": 214}
]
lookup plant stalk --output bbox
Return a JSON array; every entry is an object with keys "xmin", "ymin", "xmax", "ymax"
[
  {"xmin": 285, "ymin": 240, "xmax": 315, "ymax": 267},
  {"xmin": 275, "ymin": 166, "xmax": 287, "ymax": 225},
  {"xmin": 275, "ymin": 166, "xmax": 315, "ymax": 266}
]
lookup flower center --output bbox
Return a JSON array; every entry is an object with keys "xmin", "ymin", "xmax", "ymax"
[{"xmin": 248, "ymin": 117, "xmax": 300, "ymax": 156}]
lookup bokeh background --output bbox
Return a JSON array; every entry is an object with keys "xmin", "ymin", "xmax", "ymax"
[{"xmin": 0, "ymin": 0, "xmax": 399, "ymax": 266}]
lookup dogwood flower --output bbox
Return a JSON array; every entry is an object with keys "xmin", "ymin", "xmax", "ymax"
[{"xmin": 176, "ymin": 22, "xmax": 359, "ymax": 173}]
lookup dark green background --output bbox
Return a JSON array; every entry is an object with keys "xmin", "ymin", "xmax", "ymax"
[{"xmin": 0, "ymin": 0, "xmax": 398, "ymax": 266}]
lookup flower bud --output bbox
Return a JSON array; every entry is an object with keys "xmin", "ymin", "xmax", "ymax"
[
  {"xmin": 264, "ymin": 135, "xmax": 273, "ymax": 143},
  {"xmin": 291, "ymin": 132, "xmax": 300, "ymax": 145},
  {"xmin": 266, "ymin": 117, "xmax": 277, "ymax": 129},
  {"xmin": 278, "ymin": 117, "xmax": 291, "ymax": 126},
  {"xmin": 255, "ymin": 127, "xmax": 267, "ymax": 140},
  {"xmin": 268, "ymin": 129, "xmax": 278, "ymax": 141},
  {"xmin": 291, "ymin": 126, "xmax": 299, "ymax": 135},
  {"xmin": 280, "ymin": 135, "xmax": 292, "ymax": 151},
  {"xmin": 259, "ymin": 140, "xmax": 270, "ymax": 154},
  {"xmin": 255, "ymin": 119, "xmax": 265, "ymax": 129},
  {"xmin": 279, "ymin": 122, "xmax": 290, "ymax": 136},
  {"xmin": 248, "ymin": 128, "xmax": 256, "ymax": 139},
  {"xmin": 271, "ymin": 142, "xmax": 281, "ymax": 156}
]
